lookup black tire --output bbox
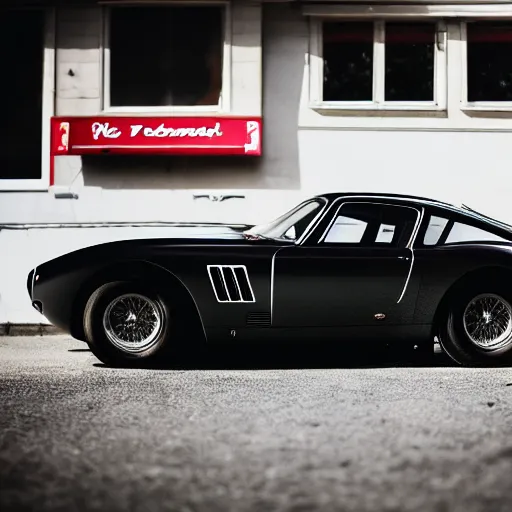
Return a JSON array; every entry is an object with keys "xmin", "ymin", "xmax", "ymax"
[
  {"xmin": 83, "ymin": 281, "xmax": 174, "ymax": 367},
  {"xmin": 438, "ymin": 281, "xmax": 512, "ymax": 366}
]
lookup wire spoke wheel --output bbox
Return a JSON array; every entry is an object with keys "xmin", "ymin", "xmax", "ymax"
[
  {"xmin": 463, "ymin": 293, "xmax": 512, "ymax": 350},
  {"xmin": 103, "ymin": 293, "xmax": 163, "ymax": 353}
]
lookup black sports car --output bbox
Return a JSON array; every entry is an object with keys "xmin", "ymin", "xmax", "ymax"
[{"xmin": 27, "ymin": 193, "xmax": 512, "ymax": 367}]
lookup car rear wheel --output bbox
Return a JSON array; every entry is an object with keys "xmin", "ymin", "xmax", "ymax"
[
  {"xmin": 83, "ymin": 281, "xmax": 174, "ymax": 367},
  {"xmin": 439, "ymin": 283, "xmax": 512, "ymax": 366}
]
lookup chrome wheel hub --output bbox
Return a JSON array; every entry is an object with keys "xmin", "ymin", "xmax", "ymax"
[
  {"xmin": 463, "ymin": 293, "xmax": 512, "ymax": 350},
  {"xmin": 103, "ymin": 293, "xmax": 162, "ymax": 353}
]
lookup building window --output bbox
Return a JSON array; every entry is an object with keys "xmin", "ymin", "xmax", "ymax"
[
  {"xmin": 322, "ymin": 23, "xmax": 374, "ymax": 102},
  {"xmin": 384, "ymin": 24, "xmax": 435, "ymax": 103},
  {"xmin": 104, "ymin": 4, "xmax": 228, "ymax": 112},
  {"xmin": 464, "ymin": 22, "xmax": 512, "ymax": 107},
  {"xmin": 0, "ymin": 8, "xmax": 51, "ymax": 191},
  {"xmin": 312, "ymin": 20, "xmax": 447, "ymax": 111}
]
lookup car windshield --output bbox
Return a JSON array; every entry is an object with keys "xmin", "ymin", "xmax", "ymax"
[{"xmin": 245, "ymin": 199, "xmax": 326, "ymax": 241}]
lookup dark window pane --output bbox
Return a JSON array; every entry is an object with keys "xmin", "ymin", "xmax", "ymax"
[
  {"xmin": 110, "ymin": 6, "xmax": 223, "ymax": 107},
  {"xmin": 0, "ymin": 9, "xmax": 43, "ymax": 180},
  {"xmin": 467, "ymin": 23, "xmax": 512, "ymax": 102},
  {"xmin": 385, "ymin": 23, "xmax": 435, "ymax": 102},
  {"xmin": 322, "ymin": 22, "xmax": 374, "ymax": 102}
]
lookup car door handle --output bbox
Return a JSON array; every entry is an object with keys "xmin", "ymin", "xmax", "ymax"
[{"xmin": 398, "ymin": 256, "xmax": 410, "ymax": 261}]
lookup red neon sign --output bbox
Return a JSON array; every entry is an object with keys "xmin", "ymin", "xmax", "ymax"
[{"xmin": 50, "ymin": 116, "xmax": 262, "ymax": 157}]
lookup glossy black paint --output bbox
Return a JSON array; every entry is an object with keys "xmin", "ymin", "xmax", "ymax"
[
  {"xmin": 273, "ymin": 245, "xmax": 415, "ymax": 327},
  {"xmin": 27, "ymin": 194, "xmax": 512, "ymax": 347}
]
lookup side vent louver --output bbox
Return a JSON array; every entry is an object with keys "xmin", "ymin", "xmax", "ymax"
[
  {"xmin": 207, "ymin": 265, "xmax": 255, "ymax": 303},
  {"xmin": 246, "ymin": 312, "xmax": 271, "ymax": 328}
]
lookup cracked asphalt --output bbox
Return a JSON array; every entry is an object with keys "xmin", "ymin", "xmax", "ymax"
[{"xmin": 1, "ymin": 336, "xmax": 512, "ymax": 512}]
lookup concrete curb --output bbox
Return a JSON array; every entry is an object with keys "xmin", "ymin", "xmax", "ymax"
[{"xmin": 0, "ymin": 324, "xmax": 65, "ymax": 336}]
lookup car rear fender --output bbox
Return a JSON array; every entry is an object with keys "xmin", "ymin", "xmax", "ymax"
[{"xmin": 430, "ymin": 265, "xmax": 512, "ymax": 338}]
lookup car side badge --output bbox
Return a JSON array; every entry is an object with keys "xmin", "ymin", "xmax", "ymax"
[{"xmin": 374, "ymin": 313, "xmax": 386, "ymax": 321}]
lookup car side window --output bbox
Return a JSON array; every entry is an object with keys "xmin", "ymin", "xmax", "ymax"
[
  {"xmin": 322, "ymin": 203, "xmax": 418, "ymax": 247},
  {"xmin": 324, "ymin": 215, "xmax": 367, "ymax": 243},
  {"xmin": 445, "ymin": 222, "xmax": 508, "ymax": 244},
  {"xmin": 423, "ymin": 215, "xmax": 449, "ymax": 245}
]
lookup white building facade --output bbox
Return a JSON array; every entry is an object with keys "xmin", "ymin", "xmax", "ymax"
[{"xmin": 2, "ymin": 0, "xmax": 512, "ymax": 326}]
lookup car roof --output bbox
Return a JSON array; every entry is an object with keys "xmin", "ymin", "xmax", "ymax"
[
  {"xmin": 314, "ymin": 192, "xmax": 512, "ymax": 232},
  {"xmin": 316, "ymin": 192, "xmax": 454, "ymax": 207}
]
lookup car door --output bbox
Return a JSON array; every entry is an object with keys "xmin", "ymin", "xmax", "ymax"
[{"xmin": 272, "ymin": 201, "xmax": 422, "ymax": 327}]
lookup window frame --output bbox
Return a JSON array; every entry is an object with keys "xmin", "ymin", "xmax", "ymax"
[
  {"xmin": 0, "ymin": 7, "xmax": 54, "ymax": 192},
  {"xmin": 415, "ymin": 208, "xmax": 512, "ymax": 248},
  {"xmin": 101, "ymin": 1, "xmax": 232, "ymax": 114},
  {"xmin": 246, "ymin": 198, "xmax": 327, "ymax": 243},
  {"xmin": 461, "ymin": 20, "xmax": 512, "ymax": 112},
  {"xmin": 309, "ymin": 18, "xmax": 447, "ymax": 113},
  {"xmin": 317, "ymin": 201, "xmax": 422, "ymax": 248}
]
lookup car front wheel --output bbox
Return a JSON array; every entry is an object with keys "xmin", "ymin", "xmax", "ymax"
[
  {"xmin": 439, "ymin": 284, "xmax": 512, "ymax": 366},
  {"xmin": 83, "ymin": 281, "xmax": 173, "ymax": 367}
]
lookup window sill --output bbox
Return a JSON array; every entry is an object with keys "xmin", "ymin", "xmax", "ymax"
[
  {"xmin": 0, "ymin": 182, "xmax": 49, "ymax": 192},
  {"xmin": 309, "ymin": 102, "xmax": 447, "ymax": 116},
  {"xmin": 461, "ymin": 103, "xmax": 512, "ymax": 113}
]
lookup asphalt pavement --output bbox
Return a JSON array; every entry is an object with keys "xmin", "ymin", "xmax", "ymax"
[{"xmin": 1, "ymin": 336, "xmax": 512, "ymax": 512}]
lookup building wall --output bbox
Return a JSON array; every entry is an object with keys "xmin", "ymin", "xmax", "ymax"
[
  {"xmin": 53, "ymin": 1, "xmax": 290, "ymax": 196},
  {"xmin": 0, "ymin": 0, "xmax": 304, "ymax": 227},
  {"xmin": 296, "ymin": 6, "xmax": 512, "ymax": 225},
  {"xmin": 2, "ymin": 2, "xmax": 512, "ymax": 324}
]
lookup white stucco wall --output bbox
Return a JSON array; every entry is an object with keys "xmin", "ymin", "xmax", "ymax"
[
  {"xmin": 2, "ymin": 2, "xmax": 512, "ymax": 324},
  {"xmin": 298, "ymin": 129, "xmax": 512, "ymax": 223}
]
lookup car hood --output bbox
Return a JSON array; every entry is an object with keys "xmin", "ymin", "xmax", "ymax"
[
  {"xmin": 31, "ymin": 222, "xmax": 279, "ymax": 275},
  {"xmin": 136, "ymin": 223, "xmax": 251, "ymax": 239}
]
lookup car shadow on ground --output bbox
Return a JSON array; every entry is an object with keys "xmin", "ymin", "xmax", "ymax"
[{"xmin": 83, "ymin": 342, "xmax": 458, "ymax": 371}]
